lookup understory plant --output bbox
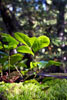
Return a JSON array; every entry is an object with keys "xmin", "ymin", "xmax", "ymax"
[
  {"xmin": 0, "ymin": 32, "xmax": 50, "ymax": 75},
  {"xmin": 0, "ymin": 32, "xmax": 61, "ymax": 79},
  {"xmin": 14, "ymin": 32, "xmax": 61, "ymax": 73}
]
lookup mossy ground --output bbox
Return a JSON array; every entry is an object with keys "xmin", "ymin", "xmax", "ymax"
[{"xmin": 0, "ymin": 79, "xmax": 67, "ymax": 100}]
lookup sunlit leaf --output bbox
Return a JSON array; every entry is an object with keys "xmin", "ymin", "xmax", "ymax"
[
  {"xmin": 1, "ymin": 33, "xmax": 19, "ymax": 45},
  {"xmin": 0, "ymin": 42, "xmax": 3, "ymax": 49},
  {"xmin": 30, "ymin": 62, "xmax": 39, "ymax": 69},
  {"xmin": 0, "ymin": 51, "xmax": 8, "ymax": 56},
  {"xmin": 0, "ymin": 56, "xmax": 8, "ymax": 64},
  {"xmin": 29, "ymin": 37, "xmax": 36, "ymax": 46},
  {"xmin": 32, "ymin": 35, "xmax": 50, "ymax": 52},
  {"xmin": 17, "ymin": 45, "xmax": 34, "ymax": 56},
  {"xmin": 15, "ymin": 32, "xmax": 31, "ymax": 47},
  {"xmin": 0, "ymin": 33, "xmax": 19, "ymax": 49},
  {"xmin": 38, "ymin": 61, "xmax": 48, "ymax": 69},
  {"xmin": 4, "ymin": 44, "xmax": 18, "ymax": 50},
  {"xmin": 21, "ymin": 70, "xmax": 28, "ymax": 75},
  {"xmin": 10, "ymin": 53, "xmax": 23, "ymax": 65},
  {"xmin": 46, "ymin": 60, "xmax": 61, "ymax": 67},
  {"xmin": 17, "ymin": 59, "xmax": 27, "ymax": 68}
]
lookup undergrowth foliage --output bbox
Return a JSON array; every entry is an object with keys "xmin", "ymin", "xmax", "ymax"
[{"xmin": 0, "ymin": 32, "xmax": 50, "ymax": 71}]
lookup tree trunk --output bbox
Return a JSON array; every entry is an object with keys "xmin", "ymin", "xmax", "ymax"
[
  {"xmin": 0, "ymin": 0, "xmax": 21, "ymax": 55},
  {"xmin": 57, "ymin": 5, "xmax": 65, "ymax": 36},
  {"xmin": 57, "ymin": 4, "xmax": 66, "ymax": 72}
]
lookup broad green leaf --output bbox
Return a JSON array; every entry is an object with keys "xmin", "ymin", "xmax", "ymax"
[
  {"xmin": 32, "ymin": 38, "xmax": 39, "ymax": 53},
  {"xmin": 17, "ymin": 59, "xmax": 27, "ymax": 68},
  {"xmin": 17, "ymin": 46, "xmax": 34, "ymax": 56},
  {"xmin": 32, "ymin": 35, "xmax": 50, "ymax": 52},
  {"xmin": 3, "ymin": 61, "xmax": 9, "ymax": 70},
  {"xmin": 17, "ymin": 62, "xmax": 27, "ymax": 68},
  {"xmin": 1, "ymin": 33, "xmax": 19, "ymax": 45},
  {"xmin": 0, "ymin": 42, "xmax": 3, "ymax": 49},
  {"xmin": 15, "ymin": 32, "xmax": 31, "ymax": 47},
  {"xmin": 0, "ymin": 56, "xmax": 8, "ymax": 64},
  {"xmin": 0, "ymin": 51, "xmax": 8, "ymax": 56},
  {"xmin": 0, "ymin": 33, "xmax": 19, "ymax": 49},
  {"xmin": 10, "ymin": 53, "xmax": 23, "ymax": 65},
  {"xmin": 30, "ymin": 62, "xmax": 34, "ymax": 69},
  {"xmin": 4, "ymin": 43, "xmax": 17, "ymax": 50},
  {"xmin": 21, "ymin": 70, "xmax": 28, "ymax": 75},
  {"xmin": 46, "ymin": 60, "xmax": 61, "ymax": 67},
  {"xmin": 30, "ymin": 62, "xmax": 39, "ymax": 69},
  {"xmin": 38, "ymin": 35, "xmax": 50, "ymax": 48},
  {"xmin": 38, "ymin": 60, "xmax": 61, "ymax": 69},
  {"xmin": 29, "ymin": 37, "xmax": 36, "ymax": 46},
  {"xmin": 38, "ymin": 61, "xmax": 48, "ymax": 69}
]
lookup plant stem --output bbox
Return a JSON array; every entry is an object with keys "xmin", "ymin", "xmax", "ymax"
[
  {"xmin": 8, "ymin": 52, "xmax": 10, "ymax": 75},
  {"xmin": 14, "ymin": 65, "xmax": 23, "ymax": 78},
  {"xmin": 0, "ymin": 64, "xmax": 3, "ymax": 77}
]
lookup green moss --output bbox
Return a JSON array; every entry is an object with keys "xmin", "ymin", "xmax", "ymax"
[
  {"xmin": 0, "ymin": 79, "xmax": 67, "ymax": 100},
  {"xmin": 0, "ymin": 82, "xmax": 45, "ymax": 100},
  {"xmin": 44, "ymin": 79, "xmax": 67, "ymax": 100}
]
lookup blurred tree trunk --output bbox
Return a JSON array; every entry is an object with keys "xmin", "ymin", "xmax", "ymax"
[
  {"xmin": 0, "ymin": 0, "xmax": 21, "ymax": 55},
  {"xmin": 57, "ymin": 5, "xmax": 65, "ymax": 36},
  {"xmin": 57, "ymin": 3, "xmax": 66, "ymax": 72},
  {"xmin": 0, "ymin": 0, "xmax": 16, "ymax": 36}
]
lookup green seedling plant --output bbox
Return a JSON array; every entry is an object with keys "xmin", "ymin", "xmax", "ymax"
[
  {"xmin": 0, "ymin": 32, "xmax": 61, "ymax": 78},
  {"xmin": 14, "ymin": 32, "xmax": 50, "ymax": 75},
  {"xmin": 14, "ymin": 32, "xmax": 61, "ymax": 72},
  {"xmin": 0, "ymin": 32, "xmax": 62, "ymax": 83},
  {"xmin": 0, "ymin": 32, "xmax": 50, "ymax": 77}
]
